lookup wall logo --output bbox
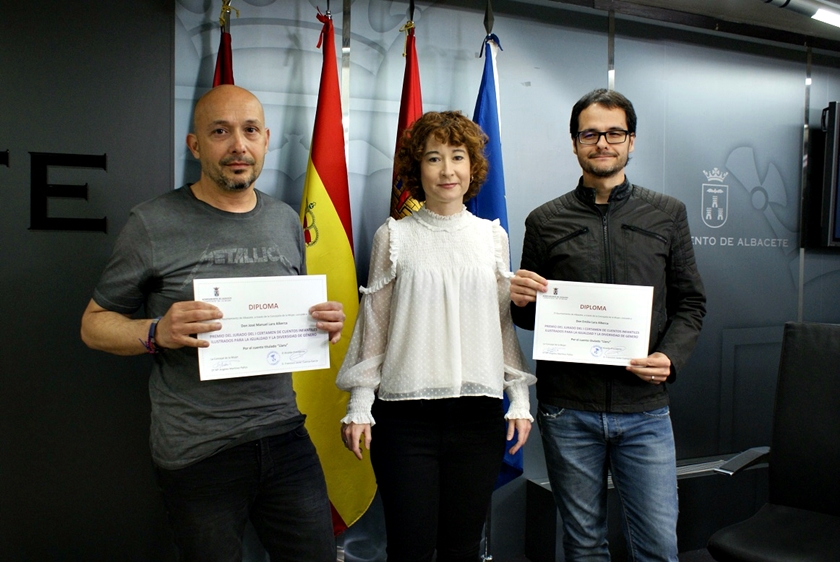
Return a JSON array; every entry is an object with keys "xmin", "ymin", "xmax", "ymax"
[
  {"xmin": 702, "ymin": 168, "xmax": 729, "ymax": 228},
  {"xmin": 693, "ymin": 150, "xmax": 794, "ymax": 258}
]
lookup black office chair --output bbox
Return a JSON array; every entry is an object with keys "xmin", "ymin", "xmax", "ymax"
[{"xmin": 707, "ymin": 321, "xmax": 840, "ymax": 561}]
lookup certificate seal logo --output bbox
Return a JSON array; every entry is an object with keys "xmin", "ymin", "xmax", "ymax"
[
  {"xmin": 590, "ymin": 345, "xmax": 603, "ymax": 358},
  {"xmin": 266, "ymin": 351, "xmax": 280, "ymax": 366}
]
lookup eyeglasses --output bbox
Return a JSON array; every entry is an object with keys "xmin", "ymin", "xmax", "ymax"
[{"xmin": 575, "ymin": 129, "xmax": 631, "ymax": 145}]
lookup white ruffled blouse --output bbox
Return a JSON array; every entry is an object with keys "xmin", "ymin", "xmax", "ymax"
[{"xmin": 336, "ymin": 206, "xmax": 536, "ymax": 425}]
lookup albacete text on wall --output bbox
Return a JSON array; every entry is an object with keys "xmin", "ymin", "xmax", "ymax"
[{"xmin": 692, "ymin": 236, "xmax": 790, "ymax": 248}]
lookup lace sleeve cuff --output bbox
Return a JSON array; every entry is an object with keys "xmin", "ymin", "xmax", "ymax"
[
  {"xmin": 504, "ymin": 378, "xmax": 534, "ymax": 421},
  {"xmin": 340, "ymin": 386, "xmax": 377, "ymax": 426}
]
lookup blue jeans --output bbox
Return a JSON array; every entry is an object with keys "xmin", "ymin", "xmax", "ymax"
[
  {"xmin": 155, "ymin": 424, "xmax": 335, "ymax": 562},
  {"xmin": 538, "ymin": 404, "xmax": 678, "ymax": 562}
]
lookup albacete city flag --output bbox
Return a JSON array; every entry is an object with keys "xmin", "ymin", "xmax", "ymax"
[
  {"xmin": 293, "ymin": 10, "xmax": 376, "ymax": 535},
  {"xmin": 212, "ymin": 30, "xmax": 233, "ymax": 86},
  {"xmin": 390, "ymin": 22, "xmax": 423, "ymax": 219},
  {"xmin": 213, "ymin": 1, "xmax": 235, "ymax": 86}
]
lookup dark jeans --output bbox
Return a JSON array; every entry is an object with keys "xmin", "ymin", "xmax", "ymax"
[
  {"xmin": 155, "ymin": 424, "xmax": 335, "ymax": 562},
  {"xmin": 370, "ymin": 397, "xmax": 506, "ymax": 562}
]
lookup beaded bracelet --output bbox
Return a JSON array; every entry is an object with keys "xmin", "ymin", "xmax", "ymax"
[{"xmin": 140, "ymin": 316, "xmax": 163, "ymax": 354}]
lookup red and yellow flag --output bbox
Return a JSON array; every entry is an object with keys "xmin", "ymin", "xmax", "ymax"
[
  {"xmin": 390, "ymin": 21, "xmax": 424, "ymax": 219},
  {"xmin": 293, "ymin": 10, "xmax": 375, "ymax": 535}
]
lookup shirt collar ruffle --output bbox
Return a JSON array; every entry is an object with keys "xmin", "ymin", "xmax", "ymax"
[{"xmin": 412, "ymin": 205, "xmax": 472, "ymax": 232}]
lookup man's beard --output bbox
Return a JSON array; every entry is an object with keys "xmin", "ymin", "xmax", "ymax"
[
  {"xmin": 216, "ymin": 172, "xmax": 256, "ymax": 192},
  {"xmin": 213, "ymin": 156, "xmax": 258, "ymax": 191},
  {"xmin": 579, "ymin": 151, "xmax": 630, "ymax": 178}
]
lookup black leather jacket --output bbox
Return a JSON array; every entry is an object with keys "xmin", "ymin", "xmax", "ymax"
[{"xmin": 512, "ymin": 178, "xmax": 706, "ymax": 413}]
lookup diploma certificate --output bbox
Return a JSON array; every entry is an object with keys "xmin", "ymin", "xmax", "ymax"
[
  {"xmin": 193, "ymin": 275, "xmax": 329, "ymax": 381},
  {"xmin": 533, "ymin": 280, "xmax": 653, "ymax": 366}
]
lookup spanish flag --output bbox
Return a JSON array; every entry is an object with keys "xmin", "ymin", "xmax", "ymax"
[
  {"xmin": 293, "ymin": 9, "xmax": 376, "ymax": 535},
  {"xmin": 390, "ymin": 19, "xmax": 424, "ymax": 219}
]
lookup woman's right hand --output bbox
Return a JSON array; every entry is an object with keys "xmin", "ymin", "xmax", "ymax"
[
  {"xmin": 341, "ymin": 422, "xmax": 372, "ymax": 461},
  {"xmin": 510, "ymin": 269, "xmax": 548, "ymax": 307}
]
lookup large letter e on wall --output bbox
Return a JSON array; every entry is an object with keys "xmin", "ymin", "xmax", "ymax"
[{"xmin": 30, "ymin": 152, "xmax": 107, "ymax": 233}]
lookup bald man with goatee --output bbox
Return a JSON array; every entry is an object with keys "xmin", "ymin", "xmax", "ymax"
[{"xmin": 82, "ymin": 85, "xmax": 343, "ymax": 561}]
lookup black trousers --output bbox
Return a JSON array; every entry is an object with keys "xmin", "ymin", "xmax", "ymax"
[
  {"xmin": 370, "ymin": 396, "xmax": 506, "ymax": 562},
  {"xmin": 155, "ymin": 426, "xmax": 335, "ymax": 562}
]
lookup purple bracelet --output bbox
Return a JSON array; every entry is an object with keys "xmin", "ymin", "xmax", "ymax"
[{"xmin": 140, "ymin": 316, "xmax": 162, "ymax": 354}]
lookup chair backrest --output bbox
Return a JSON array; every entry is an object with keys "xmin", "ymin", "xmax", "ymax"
[{"xmin": 768, "ymin": 321, "xmax": 840, "ymax": 515}]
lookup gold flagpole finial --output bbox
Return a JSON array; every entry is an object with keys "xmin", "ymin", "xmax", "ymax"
[
  {"xmin": 219, "ymin": 0, "xmax": 240, "ymax": 29},
  {"xmin": 399, "ymin": 20, "xmax": 415, "ymax": 33},
  {"xmin": 399, "ymin": 20, "xmax": 415, "ymax": 57}
]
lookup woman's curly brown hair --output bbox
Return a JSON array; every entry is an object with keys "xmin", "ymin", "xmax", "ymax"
[{"xmin": 394, "ymin": 111, "xmax": 489, "ymax": 203}]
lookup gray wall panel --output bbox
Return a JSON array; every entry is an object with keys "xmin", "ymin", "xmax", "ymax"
[{"xmin": 0, "ymin": 1, "xmax": 176, "ymax": 560}]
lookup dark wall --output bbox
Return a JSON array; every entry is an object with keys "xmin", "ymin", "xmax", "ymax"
[{"xmin": 0, "ymin": 1, "xmax": 176, "ymax": 560}]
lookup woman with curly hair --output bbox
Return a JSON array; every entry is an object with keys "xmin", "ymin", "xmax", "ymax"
[{"xmin": 336, "ymin": 110, "xmax": 535, "ymax": 562}]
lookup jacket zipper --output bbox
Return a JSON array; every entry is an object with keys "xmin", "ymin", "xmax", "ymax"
[
  {"xmin": 546, "ymin": 227, "xmax": 589, "ymax": 254},
  {"xmin": 600, "ymin": 207, "xmax": 613, "ymax": 409},
  {"xmin": 602, "ymin": 213, "xmax": 612, "ymax": 284},
  {"xmin": 622, "ymin": 224, "xmax": 668, "ymax": 244}
]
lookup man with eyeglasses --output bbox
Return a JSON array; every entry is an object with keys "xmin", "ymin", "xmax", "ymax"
[{"xmin": 510, "ymin": 88, "xmax": 706, "ymax": 561}]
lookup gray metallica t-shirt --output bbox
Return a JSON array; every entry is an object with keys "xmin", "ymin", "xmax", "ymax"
[{"xmin": 93, "ymin": 185, "xmax": 308, "ymax": 469}]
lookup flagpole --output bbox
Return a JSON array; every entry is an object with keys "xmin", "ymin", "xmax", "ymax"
[
  {"xmin": 220, "ymin": 3, "xmax": 229, "ymax": 33},
  {"xmin": 480, "ymin": 3, "xmax": 497, "ymax": 561},
  {"xmin": 218, "ymin": 0, "xmax": 239, "ymax": 34},
  {"xmin": 341, "ymin": 0, "xmax": 351, "ymax": 165}
]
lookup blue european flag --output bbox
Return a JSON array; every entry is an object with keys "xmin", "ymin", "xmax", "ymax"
[
  {"xmin": 467, "ymin": 34, "xmax": 508, "ymax": 232},
  {"xmin": 467, "ymin": 35, "xmax": 522, "ymax": 489}
]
